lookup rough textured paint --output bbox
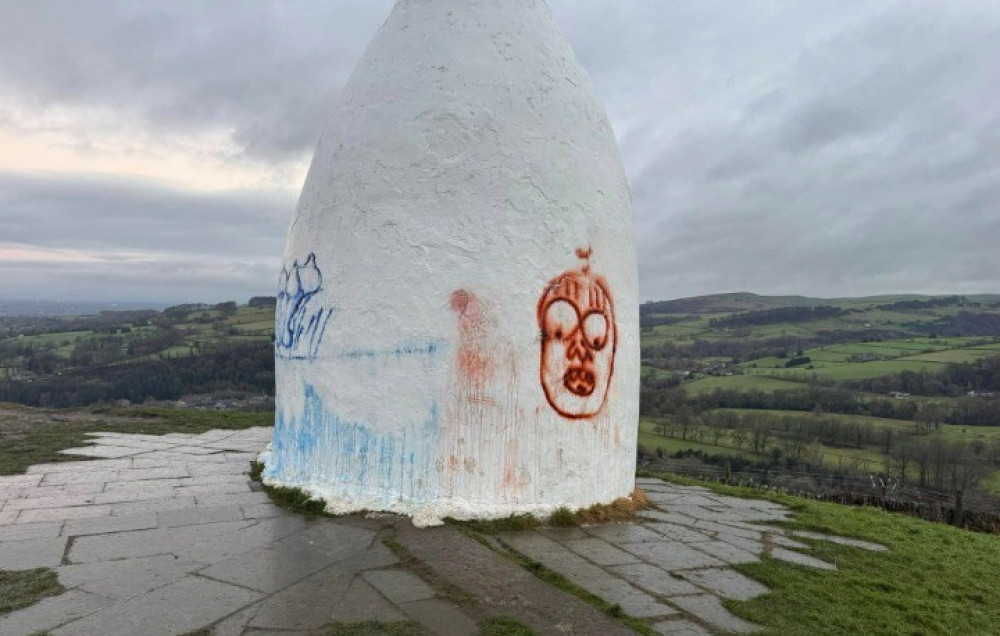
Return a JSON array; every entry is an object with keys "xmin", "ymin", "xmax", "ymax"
[{"xmin": 264, "ymin": 0, "xmax": 639, "ymax": 525}]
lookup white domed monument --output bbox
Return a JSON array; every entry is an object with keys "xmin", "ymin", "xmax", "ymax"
[{"xmin": 261, "ymin": 0, "xmax": 640, "ymax": 526}]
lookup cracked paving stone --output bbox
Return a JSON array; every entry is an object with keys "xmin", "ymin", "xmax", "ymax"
[
  {"xmin": 791, "ymin": 530, "xmax": 888, "ymax": 552},
  {"xmin": 689, "ymin": 539, "xmax": 759, "ymax": 565},
  {"xmin": 362, "ymin": 569, "xmax": 436, "ymax": 604},
  {"xmin": 677, "ymin": 568, "xmax": 770, "ymax": 601},
  {"xmin": 645, "ymin": 522, "xmax": 713, "ymax": 543},
  {"xmin": 619, "ymin": 540, "xmax": 726, "ymax": 571},
  {"xmin": 62, "ymin": 512, "xmax": 159, "ymax": 537},
  {"xmin": 398, "ymin": 598, "xmax": 478, "ymax": 636},
  {"xmin": 0, "ymin": 589, "xmax": 114, "ymax": 636},
  {"xmin": 770, "ymin": 534, "xmax": 810, "ymax": 550},
  {"xmin": 50, "ymin": 576, "xmax": 262, "ymax": 636},
  {"xmin": 607, "ymin": 562, "xmax": 700, "ymax": 597},
  {"xmin": 582, "ymin": 522, "xmax": 667, "ymax": 545},
  {"xmin": 652, "ymin": 618, "xmax": 713, "ymax": 635},
  {"xmin": 0, "ymin": 536, "xmax": 67, "ymax": 569},
  {"xmin": 669, "ymin": 594, "xmax": 761, "ymax": 634},
  {"xmin": 0, "ymin": 520, "xmax": 63, "ymax": 542},
  {"xmin": 248, "ymin": 565, "xmax": 360, "ymax": 630},
  {"xmin": 564, "ymin": 537, "xmax": 644, "ymax": 566},
  {"xmin": 57, "ymin": 554, "xmax": 203, "ymax": 600},
  {"xmin": 770, "ymin": 547, "xmax": 837, "ymax": 570}
]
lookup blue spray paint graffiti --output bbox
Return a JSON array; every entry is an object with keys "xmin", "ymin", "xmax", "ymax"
[
  {"xmin": 276, "ymin": 253, "xmax": 333, "ymax": 360},
  {"xmin": 337, "ymin": 341, "xmax": 442, "ymax": 359},
  {"xmin": 265, "ymin": 384, "xmax": 441, "ymax": 505}
]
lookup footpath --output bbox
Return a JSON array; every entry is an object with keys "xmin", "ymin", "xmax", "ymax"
[{"xmin": 0, "ymin": 428, "xmax": 886, "ymax": 635}]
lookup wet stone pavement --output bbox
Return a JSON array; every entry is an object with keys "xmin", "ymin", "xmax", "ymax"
[{"xmin": 0, "ymin": 429, "xmax": 887, "ymax": 635}]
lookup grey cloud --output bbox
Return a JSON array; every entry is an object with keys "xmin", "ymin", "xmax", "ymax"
[
  {"xmin": 0, "ymin": 172, "xmax": 293, "ymax": 257},
  {"xmin": 0, "ymin": 1, "xmax": 394, "ymax": 160},
  {"xmin": 0, "ymin": 171, "xmax": 293, "ymax": 302},
  {"xmin": 624, "ymin": 2, "xmax": 1000, "ymax": 299},
  {"xmin": 2, "ymin": 1, "xmax": 999, "ymax": 303},
  {"xmin": 3, "ymin": 258, "xmax": 276, "ymax": 304}
]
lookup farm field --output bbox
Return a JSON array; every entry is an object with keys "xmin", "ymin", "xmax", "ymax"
[
  {"xmin": 0, "ymin": 300, "xmax": 277, "ymax": 407},
  {"xmin": 640, "ymin": 292, "xmax": 1000, "ymax": 503},
  {"xmin": 682, "ymin": 375, "xmax": 809, "ymax": 394}
]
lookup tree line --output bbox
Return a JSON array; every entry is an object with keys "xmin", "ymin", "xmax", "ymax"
[
  {"xmin": 708, "ymin": 305, "xmax": 845, "ymax": 329},
  {"xmin": 0, "ymin": 342, "xmax": 274, "ymax": 408}
]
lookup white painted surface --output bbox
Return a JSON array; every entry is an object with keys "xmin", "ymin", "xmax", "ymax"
[{"xmin": 263, "ymin": 0, "xmax": 639, "ymax": 525}]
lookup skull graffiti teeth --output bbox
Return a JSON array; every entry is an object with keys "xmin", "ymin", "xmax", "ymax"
[{"xmin": 538, "ymin": 263, "xmax": 616, "ymax": 419}]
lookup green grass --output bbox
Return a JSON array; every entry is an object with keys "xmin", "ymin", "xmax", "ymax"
[
  {"xmin": 247, "ymin": 460, "xmax": 330, "ymax": 515},
  {"xmin": 478, "ymin": 616, "xmax": 536, "ymax": 635},
  {"xmin": 756, "ymin": 359, "xmax": 946, "ymax": 381},
  {"xmin": 904, "ymin": 349, "xmax": 1000, "ymax": 364},
  {"xmin": 640, "ymin": 473, "xmax": 1000, "ymax": 635},
  {"xmin": 320, "ymin": 621, "xmax": 428, "ymax": 635},
  {"xmin": 0, "ymin": 405, "xmax": 272, "ymax": 475},
  {"xmin": 638, "ymin": 420, "xmax": 759, "ymax": 459},
  {"xmin": 683, "ymin": 375, "xmax": 809, "ymax": 395},
  {"xmin": 0, "ymin": 567, "xmax": 64, "ymax": 614}
]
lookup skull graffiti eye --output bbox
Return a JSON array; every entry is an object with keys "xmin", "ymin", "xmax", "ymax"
[
  {"xmin": 582, "ymin": 311, "xmax": 608, "ymax": 350},
  {"xmin": 544, "ymin": 300, "xmax": 578, "ymax": 341}
]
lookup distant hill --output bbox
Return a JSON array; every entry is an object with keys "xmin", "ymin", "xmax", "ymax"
[
  {"xmin": 0, "ymin": 299, "xmax": 168, "ymax": 317},
  {"xmin": 642, "ymin": 292, "xmax": 1000, "ymax": 315}
]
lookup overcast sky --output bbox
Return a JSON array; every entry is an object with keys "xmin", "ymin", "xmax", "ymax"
[{"xmin": 1, "ymin": 0, "xmax": 998, "ymax": 304}]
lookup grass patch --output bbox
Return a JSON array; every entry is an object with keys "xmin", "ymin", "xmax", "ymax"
[
  {"xmin": 258, "ymin": 484, "xmax": 327, "ymax": 515},
  {"xmin": 320, "ymin": 621, "xmax": 428, "ymax": 635},
  {"xmin": 683, "ymin": 375, "xmax": 809, "ymax": 395},
  {"xmin": 0, "ymin": 404, "xmax": 271, "ymax": 475},
  {"xmin": 0, "ymin": 568, "xmax": 64, "ymax": 614},
  {"xmin": 639, "ymin": 472, "xmax": 1000, "ymax": 635},
  {"xmin": 247, "ymin": 460, "xmax": 329, "ymax": 516},
  {"xmin": 477, "ymin": 616, "xmax": 536, "ymax": 635}
]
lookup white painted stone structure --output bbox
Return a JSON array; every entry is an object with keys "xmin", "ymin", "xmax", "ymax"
[{"xmin": 263, "ymin": 0, "xmax": 639, "ymax": 525}]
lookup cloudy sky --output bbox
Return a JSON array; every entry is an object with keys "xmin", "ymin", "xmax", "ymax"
[{"xmin": 0, "ymin": 1, "xmax": 997, "ymax": 304}]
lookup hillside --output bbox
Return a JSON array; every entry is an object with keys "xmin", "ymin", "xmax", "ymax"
[
  {"xmin": 3, "ymin": 291, "xmax": 1000, "ymax": 515},
  {"xmin": 642, "ymin": 291, "xmax": 1000, "ymax": 316},
  {"xmin": 0, "ymin": 299, "xmax": 276, "ymax": 407},
  {"xmin": 638, "ymin": 292, "xmax": 1000, "ymax": 520}
]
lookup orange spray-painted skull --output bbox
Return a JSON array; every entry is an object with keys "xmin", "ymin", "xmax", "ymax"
[{"xmin": 537, "ymin": 249, "xmax": 616, "ymax": 419}]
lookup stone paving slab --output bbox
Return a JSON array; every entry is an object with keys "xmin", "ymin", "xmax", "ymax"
[
  {"xmin": 50, "ymin": 576, "xmax": 262, "ymax": 636},
  {"xmin": 0, "ymin": 429, "xmax": 889, "ymax": 635},
  {"xmin": 56, "ymin": 554, "xmax": 203, "ymax": 600},
  {"xmin": 0, "ymin": 589, "xmax": 114, "ymax": 636},
  {"xmin": 0, "ymin": 536, "xmax": 67, "ymax": 569}
]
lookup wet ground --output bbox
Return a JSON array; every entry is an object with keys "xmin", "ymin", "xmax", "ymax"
[{"xmin": 0, "ymin": 429, "xmax": 886, "ymax": 635}]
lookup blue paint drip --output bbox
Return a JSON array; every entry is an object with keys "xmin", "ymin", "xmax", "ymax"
[{"xmin": 264, "ymin": 384, "xmax": 441, "ymax": 506}]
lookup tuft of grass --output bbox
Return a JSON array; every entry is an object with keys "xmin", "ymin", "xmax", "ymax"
[
  {"xmin": 452, "ymin": 489, "xmax": 650, "ymax": 534},
  {"xmin": 478, "ymin": 616, "xmax": 536, "ymax": 635},
  {"xmin": 457, "ymin": 514, "xmax": 541, "ymax": 534},
  {"xmin": 248, "ymin": 459, "xmax": 264, "ymax": 481},
  {"xmin": 547, "ymin": 507, "xmax": 576, "ymax": 527},
  {"xmin": 0, "ymin": 568, "xmax": 64, "ymax": 614},
  {"xmin": 639, "ymin": 472, "xmax": 1000, "ymax": 635},
  {"xmin": 320, "ymin": 621, "xmax": 428, "ymax": 635},
  {"xmin": 260, "ymin": 484, "xmax": 328, "ymax": 515},
  {"xmin": 572, "ymin": 489, "xmax": 650, "ymax": 524},
  {"xmin": 247, "ymin": 462, "xmax": 328, "ymax": 516}
]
